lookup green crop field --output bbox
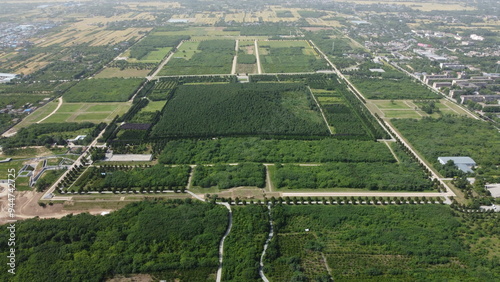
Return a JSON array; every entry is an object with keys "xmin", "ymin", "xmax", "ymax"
[
  {"xmin": 63, "ymin": 78, "xmax": 144, "ymax": 102},
  {"xmin": 264, "ymin": 205, "xmax": 500, "ymax": 281},
  {"xmin": 142, "ymin": 101, "xmax": 166, "ymax": 112},
  {"xmin": 159, "ymin": 40, "xmax": 235, "ymax": 75},
  {"xmin": 150, "ymin": 83, "xmax": 330, "ymax": 138},
  {"xmin": 258, "ymin": 40, "xmax": 329, "ymax": 73},
  {"xmin": 41, "ymin": 102, "xmax": 131, "ymax": 123}
]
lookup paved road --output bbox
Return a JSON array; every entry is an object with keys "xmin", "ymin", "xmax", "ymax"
[
  {"xmin": 231, "ymin": 39, "xmax": 239, "ymax": 75},
  {"xmin": 147, "ymin": 40, "xmax": 185, "ymax": 80},
  {"xmin": 254, "ymin": 40, "xmax": 262, "ymax": 74},
  {"xmin": 216, "ymin": 202, "xmax": 232, "ymax": 282},
  {"xmin": 259, "ymin": 204, "xmax": 273, "ymax": 282},
  {"xmin": 309, "ymin": 40, "xmax": 455, "ymax": 199},
  {"xmin": 42, "ymin": 128, "xmax": 106, "ymax": 200}
]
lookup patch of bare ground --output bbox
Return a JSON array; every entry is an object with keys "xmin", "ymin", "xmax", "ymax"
[{"xmin": 0, "ymin": 190, "xmax": 116, "ymax": 225}]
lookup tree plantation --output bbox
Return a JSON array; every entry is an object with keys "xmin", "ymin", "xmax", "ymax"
[
  {"xmin": 150, "ymin": 83, "xmax": 331, "ymax": 138},
  {"xmin": 0, "ymin": 201, "xmax": 228, "ymax": 282}
]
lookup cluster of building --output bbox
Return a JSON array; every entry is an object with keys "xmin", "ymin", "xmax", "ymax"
[
  {"xmin": 0, "ymin": 98, "xmax": 52, "ymax": 119},
  {"xmin": 0, "ymin": 22, "xmax": 57, "ymax": 49}
]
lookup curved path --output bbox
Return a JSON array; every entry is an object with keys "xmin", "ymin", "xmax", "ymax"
[
  {"xmin": 259, "ymin": 204, "xmax": 273, "ymax": 282},
  {"xmin": 216, "ymin": 202, "xmax": 232, "ymax": 282},
  {"xmin": 36, "ymin": 97, "xmax": 63, "ymax": 124}
]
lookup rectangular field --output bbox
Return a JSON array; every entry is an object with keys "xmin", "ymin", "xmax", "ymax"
[
  {"xmin": 150, "ymin": 83, "xmax": 330, "ymax": 138},
  {"xmin": 63, "ymin": 78, "xmax": 143, "ymax": 102},
  {"xmin": 265, "ymin": 205, "xmax": 496, "ymax": 281},
  {"xmin": 159, "ymin": 40, "xmax": 235, "ymax": 75},
  {"xmin": 41, "ymin": 102, "xmax": 131, "ymax": 123},
  {"xmin": 94, "ymin": 67, "xmax": 150, "ymax": 79},
  {"xmin": 258, "ymin": 40, "xmax": 330, "ymax": 73}
]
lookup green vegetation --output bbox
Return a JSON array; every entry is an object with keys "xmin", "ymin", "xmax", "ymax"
[
  {"xmin": 35, "ymin": 169, "xmax": 66, "ymax": 192},
  {"xmin": 259, "ymin": 41, "xmax": 328, "ymax": 73},
  {"xmin": 70, "ymin": 165, "xmax": 190, "ymax": 192},
  {"xmin": 276, "ymin": 10, "xmax": 293, "ymax": 18},
  {"xmin": 0, "ymin": 201, "xmax": 228, "ymax": 281},
  {"xmin": 159, "ymin": 138, "xmax": 394, "ymax": 164},
  {"xmin": 160, "ymin": 40, "xmax": 235, "ymax": 75},
  {"xmin": 265, "ymin": 205, "xmax": 500, "ymax": 281},
  {"xmin": 273, "ymin": 161, "xmax": 431, "ymax": 191},
  {"xmin": 150, "ymin": 83, "xmax": 330, "ymax": 138},
  {"xmin": 63, "ymin": 78, "xmax": 143, "ymax": 102},
  {"xmin": 129, "ymin": 35, "xmax": 189, "ymax": 61},
  {"xmin": 392, "ymin": 116, "xmax": 500, "ymax": 178},
  {"xmin": 223, "ymin": 205, "xmax": 269, "ymax": 281},
  {"xmin": 348, "ymin": 65, "xmax": 439, "ymax": 100},
  {"xmin": 147, "ymin": 80, "xmax": 177, "ymax": 101},
  {"xmin": 298, "ymin": 10, "xmax": 327, "ymax": 18},
  {"xmin": 0, "ymin": 122, "xmax": 96, "ymax": 150},
  {"xmin": 237, "ymin": 53, "xmax": 257, "ymax": 64},
  {"xmin": 225, "ymin": 24, "xmax": 295, "ymax": 36},
  {"xmin": 192, "ymin": 163, "xmax": 266, "ymax": 189}
]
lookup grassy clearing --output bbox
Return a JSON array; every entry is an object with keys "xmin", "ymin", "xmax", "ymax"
[
  {"xmin": 10, "ymin": 99, "xmax": 59, "ymax": 129},
  {"xmin": 384, "ymin": 110, "xmax": 423, "ymax": 119},
  {"xmin": 74, "ymin": 113, "xmax": 111, "ymax": 122},
  {"xmin": 41, "ymin": 102, "xmax": 131, "ymax": 123},
  {"xmin": 142, "ymin": 101, "xmax": 166, "ymax": 112}
]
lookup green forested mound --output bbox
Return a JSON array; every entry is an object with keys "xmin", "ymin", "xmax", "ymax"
[
  {"xmin": 150, "ymin": 83, "xmax": 330, "ymax": 138},
  {"xmin": 265, "ymin": 205, "xmax": 500, "ymax": 281},
  {"xmin": 0, "ymin": 201, "xmax": 228, "ymax": 282},
  {"xmin": 223, "ymin": 205, "xmax": 270, "ymax": 281},
  {"xmin": 158, "ymin": 138, "xmax": 395, "ymax": 164}
]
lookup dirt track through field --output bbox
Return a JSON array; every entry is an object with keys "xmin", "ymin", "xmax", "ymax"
[{"xmin": 36, "ymin": 97, "xmax": 63, "ymax": 124}]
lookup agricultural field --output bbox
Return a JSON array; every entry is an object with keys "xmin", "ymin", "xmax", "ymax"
[
  {"xmin": 63, "ymin": 78, "xmax": 144, "ymax": 102},
  {"xmin": 41, "ymin": 102, "xmax": 131, "ymax": 123},
  {"xmin": 0, "ymin": 201, "xmax": 229, "ymax": 281},
  {"xmin": 152, "ymin": 27, "xmax": 240, "ymax": 37},
  {"xmin": 222, "ymin": 205, "xmax": 270, "ymax": 281},
  {"xmin": 159, "ymin": 138, "xmax": 395, "ymax": 164},
  {"xmin": 94, "ymin": 67, "xmax": 151, "ymax": 78},
  {"xmin": 258, "ymin": 40, "xmax": 330, "ymax": 73},
  {"xmin": 126, "ymin": 34, "xmax": 189, "ymax": 62},
  {"xmin": 264, "ymin": 205, "xmax": 499, "ymax": 281},
  {"xmin": 159, "ymin": 40, "xmax": 235, "ymax": 75},
  {"xmin": 370, "ymin": 100, "xmax": 429, "ymax": 119},
  {"xmin": 272, "ymin": 161, "xmax": 431, "ymax": 191},
  {"xmin": 313, "ymin": 88, "xmax": 374, "ymax": 138},
  {"xmin": 236, "ymin": 40, "xmax": 258, "ymax": 74},
  {"xmin": 146, "ymin": 80, "xmax": 177, "ymax": 101},
  {"xmin": 348, "ymin": 66, "xmax": 439, "ymax": 100},
  {"xmin": 192, "ymin": 163, "xmax": 266, "ymax": 189},
  {"xmin": 150, "ymin": 83, "xmax": 330, "ymax": 138},
  {"xmin": 68, "ymin": 165, "xmax": 191, "ymax": 192}
]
